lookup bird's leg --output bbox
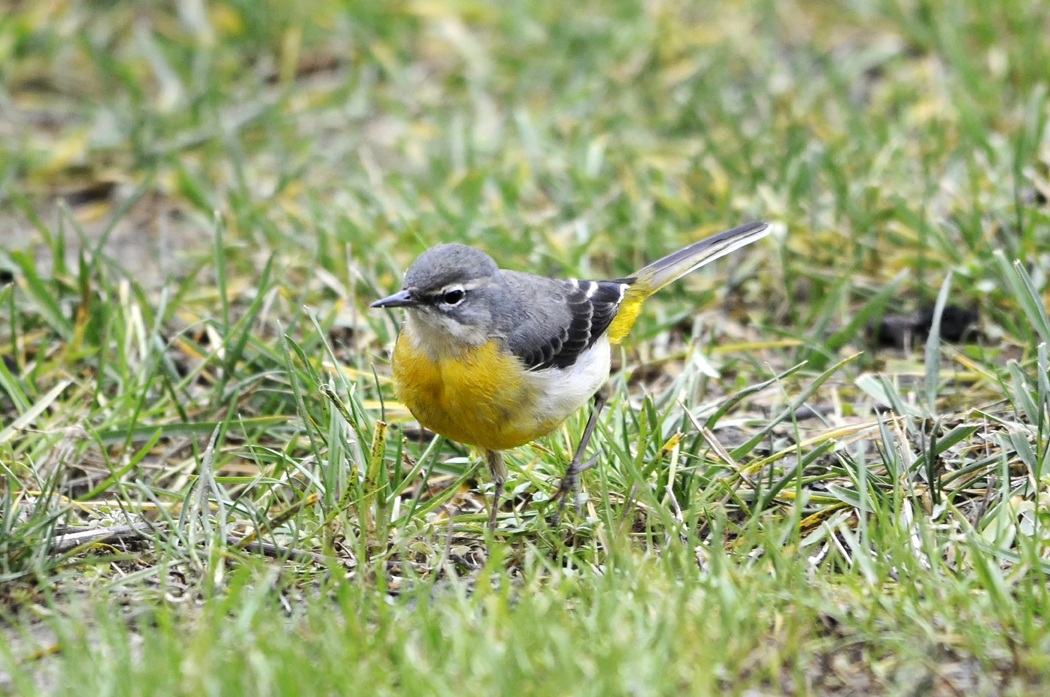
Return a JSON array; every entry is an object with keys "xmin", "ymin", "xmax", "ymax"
[
  {"xmin": 551, "ymin": 387, "xmax": 609, "ymax": 526},
  {"xmin": 484, "ymin": 449, "xmax": 507, "ymax": 531}
]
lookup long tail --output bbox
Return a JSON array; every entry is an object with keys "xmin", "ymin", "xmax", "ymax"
[{"xmin": 606, "ymin": 221, "xmax": 769, "ymax": 344}]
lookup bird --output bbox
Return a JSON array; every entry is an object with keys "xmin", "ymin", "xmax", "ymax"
[{"xmin": 371, "ymin": 221, "xmax": 770, "ymax": 529}]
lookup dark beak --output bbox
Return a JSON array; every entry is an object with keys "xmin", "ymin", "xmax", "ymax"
[{"xmin": 370, "ymin": 289, "xmax": 416, "ymax": 309}]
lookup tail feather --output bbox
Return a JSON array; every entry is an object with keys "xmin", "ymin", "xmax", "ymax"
[
  {"xmin": 634, "ymin": 221, "xmax": 769, "ymax": 294},
  {"xmin": 606, "ymin": 221, "xmax": 769, "ymax": 344}
]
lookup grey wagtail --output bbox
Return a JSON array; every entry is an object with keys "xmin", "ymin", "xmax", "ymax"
[{"xmin": 372, "ymin": 221, "xmax": 769, "ymax": 528}]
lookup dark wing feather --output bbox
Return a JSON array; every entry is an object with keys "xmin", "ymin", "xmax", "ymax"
[{"xmin": 510, "ymin": 279, "xmax": 632, "ymax": 371}]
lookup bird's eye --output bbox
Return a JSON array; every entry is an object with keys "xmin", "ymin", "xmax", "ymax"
[{"xmin": 441, "ymin": 288, "xmax": 466, "ymax": 305}]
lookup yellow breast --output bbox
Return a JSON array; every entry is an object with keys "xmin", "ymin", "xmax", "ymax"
[{"xmin": 391, "ymin": 333, "xmax": 563, "ymax": 451}]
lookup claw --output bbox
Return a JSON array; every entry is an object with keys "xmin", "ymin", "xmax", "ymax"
[{"xmin": 550, "ymin": 451, "xmax": 601, "ymax": 526}]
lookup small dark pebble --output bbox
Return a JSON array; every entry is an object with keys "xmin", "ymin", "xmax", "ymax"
[{"xmin": 869, "ymin": 304, "xmax": 978, "ymax": 349}]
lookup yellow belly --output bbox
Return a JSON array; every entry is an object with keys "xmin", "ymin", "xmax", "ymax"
[{"xmin": 392, "ymin": 335, "xmax": 563, "ymax": 451}]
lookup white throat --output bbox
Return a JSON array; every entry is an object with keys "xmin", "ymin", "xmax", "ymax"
[{"xmin": 404, "ymin": 309, "xmax": 490, "ymax": 360}]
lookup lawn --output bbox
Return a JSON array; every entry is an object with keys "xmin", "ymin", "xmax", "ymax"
[{"xmin": 2, "ymin": 0, "xmax": 1050, "ymax": 695}]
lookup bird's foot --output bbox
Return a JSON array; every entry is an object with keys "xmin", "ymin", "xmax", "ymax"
[{"xmin": 549, "ymin": 452, "xmax": 600, "ymax": 527}]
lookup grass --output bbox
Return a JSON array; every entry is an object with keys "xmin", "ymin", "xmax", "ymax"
[{"xmin": 2, "ymin": 0, "xmax": 1050, "ymax": 694}]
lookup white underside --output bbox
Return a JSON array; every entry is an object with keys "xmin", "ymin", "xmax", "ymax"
[{"xmin": 523, "ymin": 336, "xmax": 611, "ymax": 423}]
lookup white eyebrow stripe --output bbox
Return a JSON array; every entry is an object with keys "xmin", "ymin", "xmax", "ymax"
[{"xmin": 442, "ymin": 281, "xmax": 484, "ymax": 293}]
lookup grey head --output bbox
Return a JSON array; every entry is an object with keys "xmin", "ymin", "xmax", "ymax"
[{"xmin": 371, "ymin": 244, "xmax": 504, "ymax": 343}]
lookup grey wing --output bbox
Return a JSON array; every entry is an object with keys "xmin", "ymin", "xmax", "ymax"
[{"xmin": 504, "ymin": 276, "xmax": 632, "ymax": 371}]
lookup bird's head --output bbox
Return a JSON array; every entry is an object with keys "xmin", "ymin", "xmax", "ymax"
[{"xmin": 371, "ymin": 244, "xmax": 502, "ymax": 350}]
